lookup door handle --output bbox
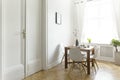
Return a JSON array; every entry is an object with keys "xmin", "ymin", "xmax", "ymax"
[{"xmin": 22, "ymin": 30, "xmax": 26, "ymax": 39}]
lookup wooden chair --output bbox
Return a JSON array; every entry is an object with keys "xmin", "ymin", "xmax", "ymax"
[
  {"xmin": 68, "ymin": 47, "xmax": 86, "ymax": 74},
  {"xmin": 91, "ymin": 46, "xmax": 99, "ymax": 69},
  {"xmin": 84, "ymin": 46, "xmax": 99, "ymax": 69},
  {"xmin": 59, "ymin": 44, "xmax": 70, "ymax": 63}
]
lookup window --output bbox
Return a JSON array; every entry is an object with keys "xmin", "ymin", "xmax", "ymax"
[{"xmin": 81, "ymin": 0, "xmax": 118, "ymax": 44}]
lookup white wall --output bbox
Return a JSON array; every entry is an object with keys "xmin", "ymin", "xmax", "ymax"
[{"xmin": 46, "ymin": 0, "xmax": 73, "ymax": 68}]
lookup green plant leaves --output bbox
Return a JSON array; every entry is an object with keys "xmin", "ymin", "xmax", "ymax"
[{"xmin": 111, "ymin": 39, "xmax": 120, "ymax": 47}]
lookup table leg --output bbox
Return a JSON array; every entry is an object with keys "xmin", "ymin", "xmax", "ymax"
[
  {"xmin": 92, "ymin": 59, "xmax": 94, "ymax": 67},
  {"xmin": 87, "ymin": 51, "xmax": 90, "ymax": 74},
  {"xmin": 92, "ymin": 49, "xmax": 95, "ymax": 67},
  {"xmin": 65, "ymin": 47, "xmax": 68, "ymax": 69}
]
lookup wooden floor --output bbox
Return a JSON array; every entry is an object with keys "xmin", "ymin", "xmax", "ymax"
[{"xmin": 24, "ymin": 61, "xmax": 120, "ymax": 80}]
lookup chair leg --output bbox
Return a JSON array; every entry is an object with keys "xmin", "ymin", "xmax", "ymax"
[
  {"xmin": 92, "ymin": 59, "xmax": 95, "ymax": 67},
  {"xmin": 78, "ymin": 63, "xmax": 85, "ymax": 78},
  {"xmin": 68, "ymin": 63, "xmax": 74, "ymax": 74},
  {"xmin": 61, "ymin": 54, "xmax": 65, "ymax": 63},
  {"xmin": 78, "ymin": 64, "xmax": 82, "ymax": 73},
  {"xmin": 94, "ymin": 59, "xmax": 99, "ymax": 69},
  {"xmin": 81, "ymin": 63, "xmax": 86, "ymax": 74}
]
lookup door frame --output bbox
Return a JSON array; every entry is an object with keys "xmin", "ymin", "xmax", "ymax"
[
  {"xmin": 21, "ymin": 0, "xmax": 27, "ymax": 78},
  {"xmin": 41, "ymin": 0, "xmax": 48, "ymax": 70}
]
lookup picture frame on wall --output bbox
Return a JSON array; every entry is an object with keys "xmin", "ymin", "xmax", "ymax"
[{"xmin": 55, "ymin": 12, "xmax": 62, "ymax": 25}]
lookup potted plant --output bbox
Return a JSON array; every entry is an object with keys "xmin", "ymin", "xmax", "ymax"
[
  {"xmin": 111, "ymin": 39, "xmax": 120, "ymax": 65},
  {"xmin": 87, "ymin": 38, "xmax": 92, "ymax": 47},
  {"xmin": 87, "ymin": 38, "xmax": 92, "ymax": 43},
  {"xmin": 111, "ymin": 39, "xmax": 120, "ymax": 52}
]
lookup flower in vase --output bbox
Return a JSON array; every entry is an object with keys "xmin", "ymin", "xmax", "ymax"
[
  {"xmin": 73, "ymin": 29, "xmax": 79, "ymax": 38},
  {"xmin": 73, "ymin": 29, "xmax": 79, "ymax": 46}
]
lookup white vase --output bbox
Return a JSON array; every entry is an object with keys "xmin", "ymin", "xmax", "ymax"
[{"xmin": 115, "ymin": 52, "xmax": 120, "ymax": 65}]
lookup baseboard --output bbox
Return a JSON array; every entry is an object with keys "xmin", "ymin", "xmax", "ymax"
[
  {"xmin": 27, "ymin": 59, "xmax": 42, "ymax": 76},
  {"xmin": 4, "ymin": 64, "xmax": 24, "ymax": 80},
  {"xmin": 47, "ymin": 58, "xmax": 61, "ymax": 69}
]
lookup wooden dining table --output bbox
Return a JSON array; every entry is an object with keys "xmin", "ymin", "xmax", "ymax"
[{"xmin": 64, "ymin": 46, "xmax": 94, "ymax": 75}]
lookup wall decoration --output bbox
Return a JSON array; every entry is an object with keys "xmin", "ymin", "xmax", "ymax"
[{"xmin": 55, "ymin": 12, "xmax": 62, "ymax": 25}]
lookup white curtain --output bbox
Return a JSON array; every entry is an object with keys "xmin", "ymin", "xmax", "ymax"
[
  {"xmin": 80, "ymin": 0, "xmax": 119, "ymax": 44},
  {"xmin": 73, "ymin": 0, "xmax": 86, "ymax": 42},
  {"xmin": 112, "ymin": 0, "xmax": 120, "ymax": 39}
]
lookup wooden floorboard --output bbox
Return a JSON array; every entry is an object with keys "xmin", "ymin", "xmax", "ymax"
[{"xmin": 24, "ymin": 61, "xmax": 120, "ymax": 80}]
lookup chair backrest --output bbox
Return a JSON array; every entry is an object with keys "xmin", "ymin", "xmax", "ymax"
[
  {"xmin": 92, "ymin": 45, "xmax": 99, "ymax": 58},
  {"xmin": 69, "ymin": 47, "xmax": 84, "ymax": 62}
]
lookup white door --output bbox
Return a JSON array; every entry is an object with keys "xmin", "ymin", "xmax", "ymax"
[
  {"xmin": 25, "ymin": 0, "xmax": 42, "ymax": 76},
  {"xmin": 3, "ymin": 0, "xmax": 42, "ymax": 79},
  {"xmin": 3, "ymin": 0, "xmax": 25, "ymax": 80}
]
